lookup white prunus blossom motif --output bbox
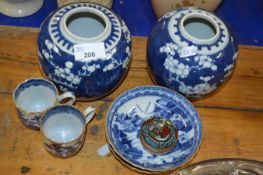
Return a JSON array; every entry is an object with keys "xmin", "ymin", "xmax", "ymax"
[
  {"xmin": 121, "ymin": 20, "xmax": 132, "ymax": 69},
  {"xmin": 81, "ymin": 64, "xmax": 100, "ymax": 75},
  {"xmin": 194, "ymin": 55, "xmax": 218, "ymax": 71},
  {"xmin": 45, "ymin": 39, "xmax": 53, "ymax": 50},
  {"xmin": 223, "ymin": 51, "xmax": 238, "ymax": 78},
  {"xmin": 179, "ymin": 83, "xmax": 217, "ymax": 97},
  {"xmin": 42, "ymin": 39, "xmax": 54, "ymax": 61},
  {"xmin": 161, "ymin": 43, "xmax": 191, "ymax": 79},
  {"xmin": 39, "ymin": 40, "xmax": 83, "ymax": 89},
  {"xmin": 159, "ymin": 42, "xmax": 220, "ymax": 97},
  {"xmin": 42, "ymin": 50, "xmax": 51, "ymax": 59},
  {"xmin": 122, "ymin": 46, "xmax": 131, "ymax": 68},
  {"xmin": 160, "ymin": 43, "xmax": 179, "ymax": 56},
  {"xmin": 178, "ymin": 76, "xmax": 217, "ymax": 97},
  {"xmin": 54, "ymin": 61, "xmax": 81, "ymax": 88},
  {"xmin": 103, "ymin": 63, "xmax": 115, "ymax": 72},
  {"xmin": 121, "ymin": 20, "xmax": 131, "ymax": 42},
  {"xmin": 164, "ymin": 56, "xmax": 190, "ymax": 79},
  {"xmin": 224, "ymin": 64, "xmax": 234, "ymax": 78}
]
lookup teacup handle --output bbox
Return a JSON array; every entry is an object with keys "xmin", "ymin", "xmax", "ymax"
[
  {"xmin": 83, "ymin": 106, "xmax": 96, "ymax": 124},
  {"xmin": 97, "ymin": 144, "xmax": 110, "ymax": 157},
  {"xmin": 57, "ymin": 92, "xmax": 76, "ymax": 105}
]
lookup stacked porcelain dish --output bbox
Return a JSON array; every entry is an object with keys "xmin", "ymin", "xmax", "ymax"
[{"xmin": 105, "ymin": 86, "xmax": 202, "ymax": 173}]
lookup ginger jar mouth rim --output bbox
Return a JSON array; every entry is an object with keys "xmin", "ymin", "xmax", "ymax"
[
  {"xmin": 61, "ymin": 6, "xmax": 112, "ymax": 43},
  {"xmin": 179, "ymin": 12, "xmax": 220, "ymax": 45}
]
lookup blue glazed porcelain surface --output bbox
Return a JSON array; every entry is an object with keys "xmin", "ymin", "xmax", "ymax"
[
  {"xmin": 14, "ymin": 78, "xmax": 56, "ymax": 98},
  {"xmin": 16, "ymin": 110, "xmax": 42, "ymax": 130},
  {"xmin": 40, "ymin": 105, "xmax": 87, "ymax": 158},
  {"xmin": 106, "ymin": 86, "xmax": 202, "ymax": 172},
  {"xmin": 13, "ymin": 78, "xmax": 58, "ymax": 129},
  {"xmin": 38, "ymin": 3, "xmax": 132, "ymax": 100},
  {"xmin": 147, "ymin": 8, "xmax": 238, "ymax": 98}
]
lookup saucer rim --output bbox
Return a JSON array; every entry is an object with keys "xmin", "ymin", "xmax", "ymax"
[{"xmin": 105, "ymin": 85, "xmax": 203, "ymax": 172}]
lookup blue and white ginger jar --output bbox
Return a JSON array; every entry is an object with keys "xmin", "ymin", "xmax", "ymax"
[
  {"xmin": 147, "ymin": 7, "xmax": 238, "ymax": 98},
  {"xmin": 38, "ymin": 3, "xmax": 131, "ymax": 100}
]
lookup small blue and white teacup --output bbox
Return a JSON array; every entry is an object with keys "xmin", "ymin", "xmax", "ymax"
[
  {"xmin": 40, "ymin": 105, "xmax": 96, "ymax": 158},
  {"xmin": 13, "ymin": 78, "xmax": 76, "ymax": 129}
]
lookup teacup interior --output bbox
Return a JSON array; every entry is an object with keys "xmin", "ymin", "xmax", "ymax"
[
  {"xmin": 15, "ymin": 80, "xmax": 57, "ymax": 113},
  {"xmin": 42, "ymin": 108, "xmax": 85, "ymax": 143}
]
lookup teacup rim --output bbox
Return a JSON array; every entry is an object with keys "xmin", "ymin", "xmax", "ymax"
[
  {"xmin": 40, "ymin": 104, "xmax": 87, "ymax": 145},
  {"xmin": 13, "ymin": 77, "xmax": 59, "ymax": 115}
]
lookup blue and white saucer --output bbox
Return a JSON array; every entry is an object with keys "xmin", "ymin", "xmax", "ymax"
[{"xmin": 106, "ymin": 86, "xmax": 202, "ymax": 172}]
